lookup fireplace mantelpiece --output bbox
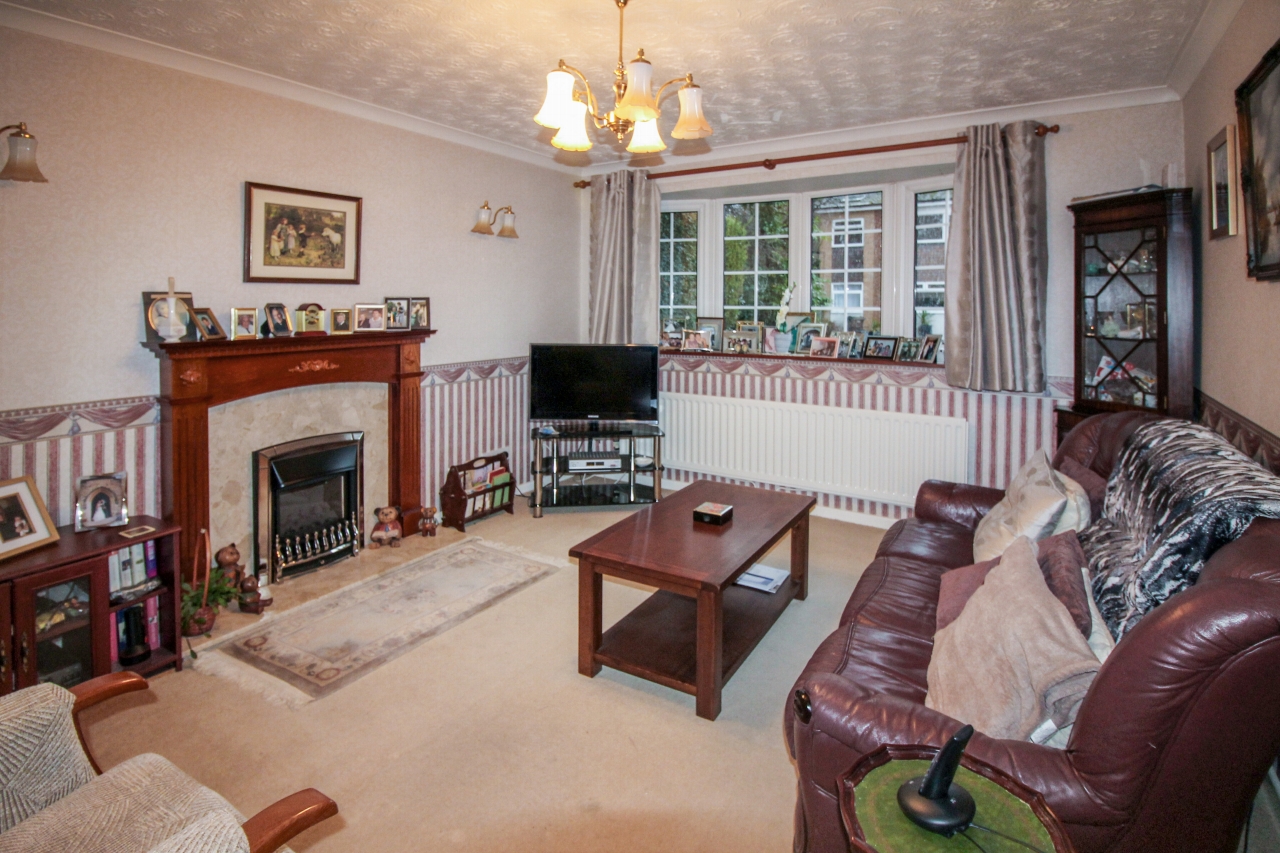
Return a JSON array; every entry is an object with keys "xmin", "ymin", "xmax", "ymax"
[{"xmin": 147, "ymin": 330, "xmax": 433, "ymax": 578}]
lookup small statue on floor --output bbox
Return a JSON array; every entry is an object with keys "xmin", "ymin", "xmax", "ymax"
[
  {"xmin": 214, "ymin": 542, "xmax": 245, "ymax": 586},
  {"xmin": 419, "ymin": 506, "xmax": 439, "ymax": 537},
  {"xmin": 369, "ymin": 505, "xmax": 403, "ymax": 548},
  {"xmin": 238, "ymin": 574, "xmax": 268, "ymax": 614}
]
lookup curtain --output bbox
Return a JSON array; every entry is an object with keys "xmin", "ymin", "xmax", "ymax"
[
  {"xmin": 945, "ymin": 121, "xmax": 1048, "ymax": 393},
  {"xmin": 589, "ymin": 169, "xmax": 661, "ymax": 344}
]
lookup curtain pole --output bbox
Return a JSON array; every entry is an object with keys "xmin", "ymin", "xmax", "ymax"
[{"xmin": 572, "ymin": 124, "xmax": 1060, "ymax": 188}]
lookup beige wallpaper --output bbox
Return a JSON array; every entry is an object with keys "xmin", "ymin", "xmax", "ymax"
[
  {"xmin": 1182, "ymin": 0, "xmax": 1280, "ymax": 434},
  {"xmin": 0, "ymin": 26, "xmax": 581, "ymax": 410}
]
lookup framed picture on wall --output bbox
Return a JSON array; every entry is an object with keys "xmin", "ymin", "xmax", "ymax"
[
  {"xmin": 243, "ymin": 182, "xmax": 362, "ymax": 284},
  {"xmin": 0, "ymin": 476, "xmax": 59, "ymax": 562},
  {"xmin": 1207, "ymin": 125, "xmax": 1239, "ymax": 240},
  {"xmin": 1236, "ymin": 37, "xmax": 1280, "ymax": 279}
]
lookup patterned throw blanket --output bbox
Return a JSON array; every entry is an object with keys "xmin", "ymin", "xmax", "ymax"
[{"xmin": 1080, "ymin": 420, "xmax": 1280, "ymax": 638}]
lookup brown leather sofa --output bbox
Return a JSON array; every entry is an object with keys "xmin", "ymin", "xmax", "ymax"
[{"xmin": 787, "ymin": 412, "xmax": 1280, "ymax": 853}]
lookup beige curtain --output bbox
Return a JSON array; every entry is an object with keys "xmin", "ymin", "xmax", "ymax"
[
  {"xmin": 589, "ymin": 169, "xmax": 660, "ymax": 344},
  {"xmin": 945, "ymin": 122, "xmax": 1048, "ymax": 393}
]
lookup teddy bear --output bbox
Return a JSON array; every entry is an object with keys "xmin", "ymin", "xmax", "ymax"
[
  {"xmin": 214, "ymin": 542, "xmax": 245, "ymax": 586},
  {"xmin": 419, "ymin": 506, "xmax": 439, "ymax": 537},
  {"xmin": 369, "ymin": 505, "xmax": 403, "ymax": 548}
]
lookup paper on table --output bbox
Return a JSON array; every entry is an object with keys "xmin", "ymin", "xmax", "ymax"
[{"xmin": 734, "ymin": 564, "xmax": 791, "ymax": 594}]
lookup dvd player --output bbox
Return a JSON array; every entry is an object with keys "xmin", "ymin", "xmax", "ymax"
[{"xmin": 567, "ymin": 451, "xmax": 623, "ymax": 472}]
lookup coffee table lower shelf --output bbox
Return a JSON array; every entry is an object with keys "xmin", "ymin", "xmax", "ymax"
[{"xmin": 595, "ymin": 580, "xmax": 799, "ymax": 695}]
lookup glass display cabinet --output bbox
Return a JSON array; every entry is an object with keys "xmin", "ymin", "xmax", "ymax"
[{"xmin": 1067, "ymin": 188, "xmax": 1193, "ymax": 423}]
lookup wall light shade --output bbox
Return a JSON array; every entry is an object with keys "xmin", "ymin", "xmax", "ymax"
[
  {"xmin": 471, "ymin": 201, "xmax": 495, "ymax": 235},
  {"xmin": 496, "ymin": 210, "xmax": 518, "ymax": 239},
  {"xmin": 0, "ymin": 124, "xmax": 47, "ymax": 182},
  {"xmin": 534, "ymin": 70, "xmax": 576, "ymax": 129},
  {"xmin": 551, "ymin": 100, "xmax": 593, "ymax": 151},
  {"xmin": 671, "ymin": 85, "xmax": 713, "ymax": 140},
  {"xmin": 626, "ymin": 118, "xmax": 666, "ymax": 154},
  {"xmin": 615, "ymin": 55, "xmax": 659, "ymax": 122}
]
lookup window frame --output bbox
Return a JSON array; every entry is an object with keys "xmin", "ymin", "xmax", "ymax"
[
  {"xmin": 894, "ymin": 177, "xmax": 956, "ymax": 339},
  {"xmin": 658, "ymin": 199, "xmax": 713, "ymax": 321}
]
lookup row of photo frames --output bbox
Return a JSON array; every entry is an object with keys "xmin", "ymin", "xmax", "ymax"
[
  {"xmin": 670, "ymin": 318, "xmax": 944, "ymax": 364},
  {"xmin": 142, "ymin": 292, "xmax": 429, "ymax": 343}
]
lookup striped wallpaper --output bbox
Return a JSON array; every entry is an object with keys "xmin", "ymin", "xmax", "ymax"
[{"xmin": 0, "ymin": 353, "xmax": 1070, "ymax": 535}]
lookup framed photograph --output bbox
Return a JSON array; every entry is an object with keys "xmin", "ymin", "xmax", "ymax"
[
  {"xmin": 794, "ymin": 322, "xmax": 827, "ymax": 355},
  {"xmin": 244, "ymin": 182, "xmax": 362, "ymax": 283},
  {"xmin": 354, "ymin": 303, "xmax": 386, "ymax": 331},
  {"xmin": 410, "ymin": 298, "xmax": 431, "ymax": 330},
  {"xmin": 697, "ymin": 317, "xmax": 724, "ymax": 351},
  {"xmin": 384, "ymin": 297, "xmax": 411, "ymax": 330},
  {"xmin": 330, "ymin": 307, "xmax": 353, "ymax": 335},
  {"xmin": 836, "ymin": 332, "xmax": 859, "ymax": 359},
  {"xmin": 1207, "ymin": 125, "xmax": 1239, "ymax": 240},
  {"xmin": 896, "ymin": 339, "xmax": 922, "ymax": 362},
  {"xmin": 1236, "ymin": 38, "xmax": 1280, "ymax": 279},
  {"xmin": 736, "ymin": 322, "xmax": 763, "ymax": 336},
  {"xmin": 263, "ymin": 303, "xmax": 293, "ymax": 337},
  {"xmin": 917, "ymin": 334, "xmax": 942, "ymax": 363},
  {"xmin": 682, "ymin": 329, "xmax": 712, "ymax": 351},
  {"xmin": 191, "ymin": 307, "xmax": 226, "ymax": 341},
  {"xmin": 809, "ymin": 336, "xmax": 839, "ymax": 358},
  {"xmin": 0, "ymin": 476, "xmax": 59, "ymax": 561},
  {"xmin": 141, "ymin": 291, "xmax": 198, "ymax": 344},
  {"xmin": 74, "ymin": 472, "xmax": 128, "ymax": 531},
  {"xmin": 661, "ymin": 328, "xmax": 684, "ymax": 349},
  {"xmin": 295, "ymin": 302, "xmax": 326, "ymax": 335},
  {"xmin": 864, "ymin": 335, "xmax": 900, "ymax": 360},
  {"xmin": 231, "ymin": 308, "xmax": 259, "ymax": 340},
  {"xmin": 723, "ymin": 330, "xmax": 760, "ymax": 354}
]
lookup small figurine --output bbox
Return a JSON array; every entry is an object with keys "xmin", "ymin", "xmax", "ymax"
[
  {"xmin": 214, "ymin": 542, "xmax": 245, "ymax": 586},
  {"xmin": 419, "ymin": 506, "xmax": 439, "ymax": 537},
  {"xmin": 238, "ymin": 574, "xmax": 268, "ymax": 614},
  {"xmin": 369, "ymin": 505, "xmax": 403, "ymax": 548}
]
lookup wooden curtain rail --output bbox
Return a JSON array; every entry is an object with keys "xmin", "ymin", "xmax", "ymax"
[{"xmin": 571, "ymin": 124, "xmax": 1060, "ymax": 188}]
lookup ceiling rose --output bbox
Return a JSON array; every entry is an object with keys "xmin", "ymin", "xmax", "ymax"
[{"xmin": 533, "ymin": 0, "xmax": 713, "ymax": 154}]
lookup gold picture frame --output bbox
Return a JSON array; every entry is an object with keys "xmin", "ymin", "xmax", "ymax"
[
  {"xmin": 0, "ymin": 475, "xmax": 59, "ymax": 562},
  {"xmin": 1207, "ymin": 125, "xmax": 1239, "ymax": 240},
  {"xmin": 330, "ymin": 307, "xmax": 353, "ymax": 335},
  {"xmin": 231, "ymin": 308, "xmax": 259, "ymax": 340},
  {"xmin": 191, "ymin": 307, "xmax": 227, "ymax": 341}
]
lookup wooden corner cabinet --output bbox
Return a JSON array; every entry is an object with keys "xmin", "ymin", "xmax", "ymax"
[
  {"xmin": 0, "ymin": 517, "xmax": 181, "ymax": 695},
  {"xmin": 1066, "ymin": 188, "xmax": 1193, "ymax": 421}
]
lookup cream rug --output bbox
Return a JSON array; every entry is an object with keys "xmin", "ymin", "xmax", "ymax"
[{"xmin": 195, "ymin": 538, "xmax": 563, "ymax": 705}]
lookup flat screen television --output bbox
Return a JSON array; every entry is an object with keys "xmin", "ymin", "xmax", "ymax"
[{"xmin": 529, "ymin": 344, "xmax": 659, "ymax": 422}]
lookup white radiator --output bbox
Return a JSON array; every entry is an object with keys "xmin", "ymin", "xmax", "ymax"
[{"xmin": 659, "ymin": 392, "xmax": 972, "ymax": 507}]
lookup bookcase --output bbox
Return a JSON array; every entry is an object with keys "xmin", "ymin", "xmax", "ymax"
[{"xmin": 0, "ymin": 516, "xmax": 181, "ymax": 694}]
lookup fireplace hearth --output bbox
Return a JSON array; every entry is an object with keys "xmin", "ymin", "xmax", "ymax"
[{"xmin": 254, "ymin": 432, "xmax": 364, "ymax": 582}]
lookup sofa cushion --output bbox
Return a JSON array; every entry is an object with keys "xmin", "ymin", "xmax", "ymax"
[
  {"xmin": 0, "ymin": 753, "xmax": 247, "ymax": 853},
  {"xmin": 973, "ymin": 450, "xmax": 1090, "ymax": 561},
  {"xmin": 1081, "ymin": 419, "xmax": 1280, "ymax": 637},
  {"xmin": 874, "ymin": 518, "xmax": 975, "ymax": 570},
  {"xmin": 0, "ymin": 683, "xmax": 95, "ymax": 833},
  {"xmin": 1057, "ymin": 456, "xmax": 1107, "ymax": 520},
  {"xmin": 926, "ymin": 537, "xmax": 1099, "ymax": 740}
]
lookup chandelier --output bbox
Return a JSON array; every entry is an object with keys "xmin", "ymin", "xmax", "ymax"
[{"xmin": 533, "ymin": 0, "xmax": 713, "ymax": 154}]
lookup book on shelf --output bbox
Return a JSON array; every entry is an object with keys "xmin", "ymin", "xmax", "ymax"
[
  {"xmin": 145, "ymin": 597, "xmax": 161, "ymax": 649},
  {"xmin": 119, "ymin": 547, "xmax": 134, "ymax": 588},
  {"xmin": 108, "ymin": 552, "xmax": 122, "ymax": 593},
  {"xmin": 144, "ymin": 539, "xmax": 158, "ymax": 578}
]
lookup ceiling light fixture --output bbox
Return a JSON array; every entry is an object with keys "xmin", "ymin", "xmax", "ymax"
[
  {"xmin": 534, "ymin": 0, "xmax": 712, "ymax": 154},
  {"xmin": 0, "ymin": 122, "xmax": 48, "ymax": 182}
]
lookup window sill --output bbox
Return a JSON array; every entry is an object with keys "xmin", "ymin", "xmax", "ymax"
[{"xmin": 659, "ymin": 348, "xmax": 945, "ymax": 369}]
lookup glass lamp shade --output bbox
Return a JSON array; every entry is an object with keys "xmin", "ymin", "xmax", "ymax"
[
  {"xmin": 496, "ymin": 210, "xmax": 518, "ymax": 239},
  {"xmin": 551, "ymin": 100, "xmax": 593, "ymax": 151},
  {"xmin": 626, "ymin": 118, "xmax": 667, "ymax": 154},
  {"xmin": 671, "ymin": 85, "xmax": 713, "ymax": 140},
  {"xmin": 471, "ymin": 202, "xmax": 494, "ymax": 235},
  {"xmin": 0, "ymin": 132, "xmax": 47, "ymax": 182},
  {"xmin": 534, "ymin": 69, "xmax": 576, "ymax": 129},
  {"xmin": 614, "ymin": 57, "xmax": 658, "ymax": 122}
]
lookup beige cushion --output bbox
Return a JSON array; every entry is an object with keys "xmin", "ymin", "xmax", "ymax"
[
  {"xmin": 0, "ymin": 683, "xmax": 95, "ymax": 833},
  {"xmin": 0, "ymin": 753, "xmax": 246, "ymax": 853},
  {"xmin": 926, "ymin": 537, "xmax": 1100, "ymax": 740},
  {"xmin": 973, "ymin": 450, "xmax": 1090, "ymax": 561},
  {"xmin": 147, "ymin": 811, "xmax": 249, "ymax": 853}
]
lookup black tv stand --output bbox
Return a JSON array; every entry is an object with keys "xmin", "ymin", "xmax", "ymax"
[{"xmin": 530, "ymin": 423, "xmax": 663, "ymax": 516}]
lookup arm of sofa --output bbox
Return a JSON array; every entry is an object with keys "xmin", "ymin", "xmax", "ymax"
[
  {"xmin": 68, "ymin": 671, "xmax": 149, "ymax": 774},
  {"xmin": 913, "ymin": 480, "xmax": 1005, "ymax": 531},
  {"xmin": 241, "ymin": 788, "xmax": 339, "ymax": 853}
]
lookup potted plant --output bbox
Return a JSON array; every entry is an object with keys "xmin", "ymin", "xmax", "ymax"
[
  {"xmin": 917, "ymin": 309, "xmax": 932, "ymax": 335},
  {"xmin": 181, "ymin": 530, "xmax": 240, "ymax": 637}
]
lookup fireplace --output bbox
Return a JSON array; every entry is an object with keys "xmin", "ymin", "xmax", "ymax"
[{"xmin": 253, "ymin": 432, "xmax": 364, "ymax": 583}]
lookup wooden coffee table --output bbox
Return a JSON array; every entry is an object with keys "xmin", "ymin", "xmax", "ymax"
[{"xmin": 570, "ymin": 480, "xmax": 815, "ymax": 720}]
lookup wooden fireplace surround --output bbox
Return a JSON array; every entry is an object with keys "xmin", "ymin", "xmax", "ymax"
[{"xmin": 147, "ymin": 330, "xmax": 433, "ymax": 578}]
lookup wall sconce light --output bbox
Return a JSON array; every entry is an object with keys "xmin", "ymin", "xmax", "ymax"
[
  {"xmin": 0, "ymin": 123, "xmax": 48, "ymax": 183},
  {"xmin": 470, "ymin": 201, "xmax": 518, "ymax": 238}
]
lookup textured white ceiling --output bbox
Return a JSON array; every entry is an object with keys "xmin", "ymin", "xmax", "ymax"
[{"xmin": 8, "ymin": 0, "xmax": 1209, "ymax": 163}]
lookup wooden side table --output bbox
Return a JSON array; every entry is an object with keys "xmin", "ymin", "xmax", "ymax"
[{"xmin": 839, "ymin": 745, "xmax": 1077, "ymax": 853}]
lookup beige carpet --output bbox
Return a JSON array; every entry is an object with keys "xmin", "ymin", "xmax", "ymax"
[{"xmin": 78, "ymin": 501, "xmax": 884, "ymax": 852}]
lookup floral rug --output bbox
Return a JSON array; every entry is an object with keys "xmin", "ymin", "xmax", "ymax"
[{"xmin": 194, "ymin": 538, "xmax": 562, "ymax": 705}]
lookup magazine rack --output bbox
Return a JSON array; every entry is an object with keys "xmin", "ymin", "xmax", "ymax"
[{"xmin": 440, "ymin": 451, "xmax": 514, "ymax": 533}]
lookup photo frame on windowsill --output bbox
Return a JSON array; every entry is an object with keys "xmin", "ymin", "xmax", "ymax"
[
  {"xmin": 863, "ymin": 335, "xmax": 900, "ymax": 360},
  {"xmin": 0, "ymin": 475, "xmax": 59, "ymax": 562}
]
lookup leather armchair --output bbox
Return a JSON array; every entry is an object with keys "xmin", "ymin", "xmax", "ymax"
[{"xmin": 788, "ymin": 412, "xmax": 1280, "ymax": 853}]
